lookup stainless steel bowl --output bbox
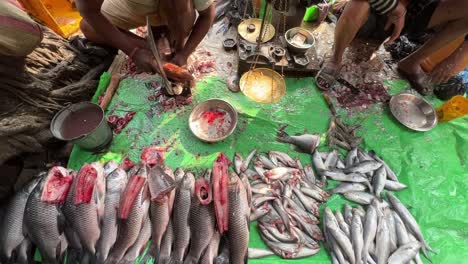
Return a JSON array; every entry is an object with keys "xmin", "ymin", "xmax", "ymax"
[
  {"xmin": 389, "ymin": 93, "xmax": 438, "ymax": 131},
  {"xmin": 284, "ymin": 27, "xmax": 315, "ymax": 54},
  {"xmin": 189, "ymin": 99, "xmax": 238, "ymax": 142}
]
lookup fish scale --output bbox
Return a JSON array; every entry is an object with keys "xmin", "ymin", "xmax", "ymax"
[
  {"xmin": 200, "ymin": 231, "xmax": 220, "ymax": 264},
  {"xmin": 0, "ymin": 178, "xmax": 38, "ymax": 261},
  {"xmin": 24, "ymin": 180, "xmax": 67, "ymax": 263},
  {"xmin": 105, "ymin": 181, "xmax": 150, "ymax": 263},
  {"xmin": 121, "ymin": 215, "xmax": 152, "ymax": 264},
  {"xmin": 228, "ymin": 176, "xmax": 250, "ymax": 264},
  {"xmin": 184, "ymin": 200, "xmax": 216, "ymax": 263},
  {"xmin": 158, "ymin": 220, "xmax": 174, "ymax": 264},
  {"xmin": 171, "ymin": 172, "xmax": 194, "ymax": 264},
  {"xmin": 147, "ymin": 198, "xmax": 171, "ymax": 259}
]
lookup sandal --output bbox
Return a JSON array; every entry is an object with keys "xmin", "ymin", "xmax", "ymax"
[
  {"xmin": 316, "ymin": 63, "xmax": 339, "ymax": 91},
  {"xmin": 397, "ymin": 68, "xmax": 433, "ymax": 96}
]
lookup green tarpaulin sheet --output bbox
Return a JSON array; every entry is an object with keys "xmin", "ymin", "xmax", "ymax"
[{"xmin": 68, "ymin": 73, "xmax": 468, "ymax": 264}]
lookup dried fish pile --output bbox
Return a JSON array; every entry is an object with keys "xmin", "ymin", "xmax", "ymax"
[
  {"xmin": 0, "ymin": 147, "xmax": 251, "ymax": 264},
  {"xmin": 233, "ymin": 150, "xmax": 327, "ymax": 259},
  {"xmin": 312, "ymin": 148, "xmax": 407, "ymax": 202},
  {"xmin": 327, "ymin": 117, "xmax": 362, "ymax": 150},
  {"xmin": 324, "ymin": 195, "xmax": 433, "ymax": 264}
]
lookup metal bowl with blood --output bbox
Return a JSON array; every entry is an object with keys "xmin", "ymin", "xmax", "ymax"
[
  {"xmin": 389, "ymin": 93, "xmax": 438, "ymax": 131},
  {"xmin": 189, "ymin": 99, "xmax": 238, "ymax": 142}
]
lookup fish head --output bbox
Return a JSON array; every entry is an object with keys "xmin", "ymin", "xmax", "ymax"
[
  {"xmin": 22, "ymin": 174, "xmax": 43, "ymax": 194},
  {"xmin": 174, "ymin": 168, "xmax": 185, "ymax": 182},
  {"xmin": 106, "ymin": 168, "xmax": 128, "ymax": 193},
  {"xmin": 40, "ymin": 166, "xmax": 73, "ymax": 204},
  {"xmin": 148, "ymin": 166, "xmax": 175, "ymax": 201},
  {"xmin": 195, "ymin": 177, "xmax": 212, "ymax": 205},
  {"xmin": 180, "ymin": 171, "xmax": 195, "ymax": 190},
  {"xmin": 141, "ymin": 146, "xmax": 166, "ymax": 168},
  {"xmin": 164, "ymin": 166, "xmax": 175, "ymax": 179},
  {"xmin": 103, "ymin": 160, "xmax": 119, "ymax": 176}
]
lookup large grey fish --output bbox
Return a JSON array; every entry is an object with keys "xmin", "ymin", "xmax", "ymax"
[
  {"xmin": 120, "ymin": 215, "xmax": 152, "ymax": 264},
  {"xmin": 0, "ymin": 177, "xmax": 39, "ymax": 261},
  {"xmin": 323, "ymin": 171, "xmax": 372, "ymax": 190},
  {"xmin": 344, "ymin": 160, "xmax": 382, "ymax": 174},
  {"xmin": 351, "ymin": 211, "xmax": 363, "ymax": 264},
  {"xmin": 276, "ymin": 131, "xmax": 320, "ymax": 154},
  {"xmin": 326, "ymin": 218, "xmax": 355, "ymax": 264},
  {"xmin": 372, "ymin": 166, "xmax": 386, "ymax": 198},
  {"xmin": 24, "ymin": 169, "xmax": 71, "ymax": 264},
  {"xmin": 200, "ymin": 231, "xmax": 220, "ymax": 264},
  {"xmin": 170, "ymin": 171, "xmax": 195, "ymax": 264},
  {"xmin": 184, "ymin": 176, "xmax": 216, "ymax": 264},
  {"xmin": 228, "ymin": 174, "xmax": 250, "ymax": 264},
  {"xmin": 158, "ymin": 220, "xmax": 174, "ymax": 264},
  {"xmin": 63, "ymin": 163, "xmax": 105, "ymax": 259},
  {"xmin": 376, "ymin": 208, "xmax": 391, "ymax": 264},
  {"xmin": 105, "ymin": 166, "xmax": 150, "ymax": 263},
  {"xmin": 15, "ymin": 238, "xmax": 32, "ymax": 264},
  {"xmin": 388, "ymin": 241, "xmax": 421, "ymax": 264},
  {"xmin": 96, "ymin": 168, "xmax": 128, "ymax": 264},
  {"xmin": 362, "ymin": 199, "xmax": 378, "ymax": 264},
  {"xmin": 386, "ymin": 193, "xmax": 433, "ymax": 256},
  {"xmin": 330, "ymin": 182, "xmax": 367, "ymax": 194}
]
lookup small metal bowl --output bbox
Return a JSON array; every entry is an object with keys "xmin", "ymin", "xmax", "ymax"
[
  {"xmin": 389, "ymin": 93, "xmax": 438, "ymax": 131},
  {"xmin": 189, "ymin": 99, "xmax": 238, "ymax": 142},
  {"xmin": 285, "ymin": 27, "xmax": 315, "ymax": 54}
]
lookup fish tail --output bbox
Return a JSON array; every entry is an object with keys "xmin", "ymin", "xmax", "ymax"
[{"xmin": 276, "ymin": 130, "xmax": 292, "ymax": 143}]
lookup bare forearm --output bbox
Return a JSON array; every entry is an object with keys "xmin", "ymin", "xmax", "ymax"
[
  {"xmin": 180, "ymin": 5, "xmax": 215, "ymax": 57},
  {"xmin": 75, "ymin": 0, "xmax": 135, "ymax": 55}
]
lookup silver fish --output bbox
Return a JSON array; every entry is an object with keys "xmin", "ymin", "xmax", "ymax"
[
  {"xmin": 303, "ymin": 165, "xmax": 316, "ymax": 185},
  {"xmin": 393, "ymin": 211, "xmax": 410, "ymax": 246},
  {"xmin": 343, "ymin": 191, "xmax": 378, "ymax": 205},
  {"xmin": 24, "ymin": 177, "xmax": 68, "ymax": 263},
  {"xmin": 292, "ymin": 188, "xmax": 319, "ymax": 216},
  {"xmin": 241, "ymin": 149, "xmax": 257, "ymax": 172},
  {"xmin": 312, "ymin": 151, "xmax": 326, "ymax": 180},
  {"xmin": 158, "ymin": 220, "xmax": 174, "ymax": 264},
  {"xmin": 200, "ymin": 231, "xmax": 220, "ymax": 264},
  {"xmin": 384, "ymin": 180, "xmax": 407, "ymax": 191},
  {"xmin": 372, "ymin": 166, "xmax": 387, "ymax": 198},
  {"xmin": 369, "ymin": 151, "xmax": 398, "ymax": 182},
  {"xmin": 120, "ymin": 215, "xmax": 152, "ymax": 264},
  {"xmin": 103, "ymin": 160, "xmax": 119, "ymax": 176},
  {"xmin": 344, "ymin": 203, "xmax": 353, "ymax": 225},
  {"xmin": 248, "ymin": 248, "xmax": 275, "ymax": 258},
  {"xmin": 387, "ymin": 208, "xmax": 398, "ymax": 252},
  {"xmin": 330, "ymin": 182, "xmax": 367, "ymax": 194},
  {"xmin": 105, "ymin": 168, "xmax": 150, "ymax": 263},
  {"xmin": 388, "ymin": 241, "xmax": 421, "ymax": 264},
  {"xmin": 376, "ymin": 208, "xmax": 391, "ymax": 264},
  {"xmin": 250, "ymin": 203, "xmax": 271, "ymax": 222},
  {"xmin": 96, "ymin": 168, "xmax": 128, "ymax": 264},
  {"xmin": 256, "ymin": 155, "xmax": 276, "ymax": 170},
  {"xmin": 264, "ymin": 167, "xmax": 300, "ymax": 180},
  {"xmin": 264, "ymin": 240, "xmax": 320, "ymax": 258},
  {"xmin": 351, "ymin": 211, "xmax": 363, "ymax": 264},
  {"xmin": 228, "ymin": 174, "xmax": 250, "ymax": 264},
  {"xmin": 323, "ymin": 171, "xmax": 372, "ymax": 190},
  {"xmin": 252, "ymin": 195, "xmax": 276, "ymax": 208},
  {"xmin": 233, "ymin": 153, "xmax": 243, "ymax": 174},
  {"xmin": 184, "ymin": 186, "xmax": 216, "ymax": 263},
  {"xmin": 269, "ymin": 151, "xmax": 297, "ymax": 168},
  {"xmin": 335, "ymin": 211, "xmax": 350, "ymax": 237},
  {"xmin": 362, "ymin": 200, "xmax": 378, "ymax": 264},
  {"xmin": 324, "ymin": 150, "xmax": 339, "ymax": 170},
  {"xmin": 0, "ymin": 177, "xmax": 39, "ymax": 261},
  {"xmin": 386, "ymin": 193, "xmax": 432, "ymax": 255},
  {"xmin": 272, "ymin": 199, "xmax": 292, "ymax": 232},
  {"xmin": 344, "ymin": 160, "xmax": 382, "ymax": 174},
  {"xmin": 63, "ymin": 163, "xmax": 105, "ymax": 258},
  {"xmin": 325, "ymin": 211, "xmax": 355, "ymax": 264},
  {"xmin": 345, "ymin": 148, "xmax": 358, "ymax": 167},
  {"xmin": 171, "ymin": 172, "xmax": 195, "ymax": 264}
]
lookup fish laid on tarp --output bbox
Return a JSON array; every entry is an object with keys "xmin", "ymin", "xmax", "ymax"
[
  {"xmin": 95, "ymin": 168, "xmax": 128, "ymax": 264},
  {"xmin": 62, "ymin": 163, "xmax": 105, "ymax": 259},
  {"xmin": 227, "ymin": 174, "xmax": 250, "ymax": 264},
  {"xmin": 147, "ymin": 165, "xmax": 175, "ymax": 201},
  {"xmin": 105, "ymin": 166, "xmax": 150, "ymax": 263},
  {"xmin": 120, "ymin": 215, "xmax": 152, "ymax": 264},
  {"xmin": 0, "ymin": 175, "xmax": 40, "ymax": 262},
  {"xmin": 24, "ymin": 168, "xmax": 72, "ymax": 263},
  {"xmin": 277, "ymin": 130, "xmax": 321, "ymax": 154},
  {"xmin": 212, "ymin": 153, "xmax": 230, "ymax": 234},
  {"xmin": 171, "ymin": 171, "xmax": 195, "ymax": 264}
]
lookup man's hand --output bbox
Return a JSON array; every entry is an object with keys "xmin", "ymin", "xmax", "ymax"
[
  {"xmin": 385, "ymin": 1, "xmax": 407, "ymax": 44},
  {"xmin": 132, "ymin": 48, "xmax": 158, "ymax": 73},
  {"xmin": 171, "ymin": 52, "xmax": 188, "ymax": 68}
]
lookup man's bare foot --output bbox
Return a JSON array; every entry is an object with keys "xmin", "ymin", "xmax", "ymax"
[
  {"xmin": 316, "ymin": 61, "xmax": 341, "ymax": 91},
  {"xmin": 397, "ymin": 58, "xmax": 432, "ymax": 95}
]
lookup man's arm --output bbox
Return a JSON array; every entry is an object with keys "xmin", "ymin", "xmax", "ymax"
[
  {"xmin": 172, "ymin": 4, "xmax": 215, "ymax": 66},
  {"xmin": 75, "ymin": 0, "xmax": 135, "ymax": 55}
]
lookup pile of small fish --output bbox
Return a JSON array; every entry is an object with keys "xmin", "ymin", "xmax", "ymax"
[
  {"xmin": 324, "ymin": 195, "xmax": 433, "ymax": 264},
  {"xmin": 327, "ymin": 117, "xmax": 362, "ymax": 151},
  {"xmin": 312, "ymin": 148, "xmax": 408, "ymax": 202},
  {"xmin": 0, "ymin": 147, "xmax": 251, "ymax": 264},
  {"xmin": 233, "ymin": 150, "xmax": 327, "ymax": 259}
]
